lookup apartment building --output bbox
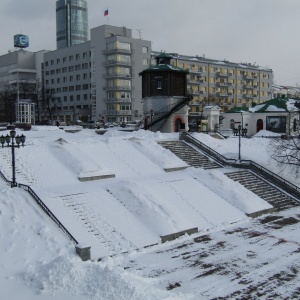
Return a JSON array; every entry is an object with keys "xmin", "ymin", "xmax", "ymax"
[
  {"xmin": 152, "ymin": 52, "xmax": 273, "ymax": 123},
  {"xmin": 44, "ymin": 24, "xmax": 151, "ymax": 124}
]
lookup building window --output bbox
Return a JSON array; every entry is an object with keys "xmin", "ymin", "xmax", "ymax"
[
  {"xmin": 76, "ymin": 54, "xmax": 80, "ymax": 60},
  {"xmin": 69, "ymin": 86, "xmax": 74, "ymax": 92},
  {"xmin": 142, "ymin": 46, "xmax": 148, "ymax": 53},
  {"xmin": 142, "ymin": 58, "xmax": 148, "ymax": 66},
  {"xmin": 63, "ymin": 57, "xmax": 66, "ymax": 63},
  {"xmin": 83, "ymin": 52, "xmax": 88, "ymax": 59},
  {"xmin": 69, "ymin": 55, "xmax": 73, "ymax": 61},
  {"xmin": 76, "ymin": 74, "xmax": 80, "ymax": 81},
  {"xmin": 57, "ymin": 58, "xmax": 60, "ymax": 64},
  {"xmin": 84, "ymin": 94, "xmax": 88, "ymax": 100},
  {"xmin": 77, "ymin": 95, "xmax": 81, "ymax": 101},
  {"xmin": 56, "ymin": 68, "xmax": 61, "ymax": 74},
  {"xmin": 76, "ymin": 85, "xmax": 81, "ymax": 91},
  {"xmin": 69, "ymin": 75, "xmax": 73, "ymax": 81},
  {"xmin": 69, "ymin": 66, "xmax": 74, "ymax": 72},
  {"xmin": 157, "ymin": 80, "xmax": 162, "ymax": 89},
  {"xmin": 51, "ymin": 60, "xmax": 54, "ymax": 65}
]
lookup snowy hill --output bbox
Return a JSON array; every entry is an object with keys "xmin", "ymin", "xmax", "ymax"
[{"xmin": 0, "ymin": 126, "xmax": 299, "ymax": 299}]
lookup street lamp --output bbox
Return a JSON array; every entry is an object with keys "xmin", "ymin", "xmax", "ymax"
[
  {"xmin": 238, "ymin": 124, "xmax": 241, "ymax": 160},
  {"xmin": 0, "ymin": 129, "xmax": 26, "ymax": 188}
]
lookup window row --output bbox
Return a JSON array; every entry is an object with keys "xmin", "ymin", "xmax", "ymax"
[
  {"xmin": 45, "ymin": 73, "xmax": 90, "ymax": 84},
  {"xmin": 45, "ymin": 51, "xmax": 91, "ymax": 66},
  {"xmin": 55, "ymin": 94, "xmax": 91, "ymax": 102},
  {"xmin": 45, "ymin": 63, "xmax": 90, "ymax": 75}
]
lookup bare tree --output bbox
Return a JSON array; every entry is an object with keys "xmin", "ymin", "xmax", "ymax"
[
  {"xmin": 0, "ymin": 85, "xmax": 17, "ymax": 123},
  {"xmin": 268, "ymin": 137, "xmax": 300, "ymax": 175}
]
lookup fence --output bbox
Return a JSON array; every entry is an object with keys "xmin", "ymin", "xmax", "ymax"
[
  {"xmin": 0, "ymin": 169, "xmax": 78, "ymax": 244},
  {"xmin": 180, "ymin": 132, "xmax": 300, "ymax": 202}
]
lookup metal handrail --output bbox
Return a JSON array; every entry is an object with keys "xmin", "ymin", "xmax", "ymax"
[
  {"xmin": 0, "ymin": 170, "xmax": 78, "ymax": 244},
  {"xmin": 180, "ymin": 132, "xmax": 300, "ymax": 201}
]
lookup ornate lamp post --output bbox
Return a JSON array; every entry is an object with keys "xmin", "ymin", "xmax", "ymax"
[
  {"xmin": 238, "ymin": 124, "xmax": 241, "ymax": 160},
  {"xmin": 0, "ymin": 129, "xmax": 26, "ymax": 187}
]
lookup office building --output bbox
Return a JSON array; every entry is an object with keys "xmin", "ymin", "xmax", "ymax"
[
  {"xmin": 0, "ymin": 49, "xmax": 47, "ymax": 123},
  {"xmin": 44, "ymin": 24, "xmax": 151, "ymax": 123},
  {"xmin": 56, "ymin": 0, "xmax": 88, "ymax": 50}
]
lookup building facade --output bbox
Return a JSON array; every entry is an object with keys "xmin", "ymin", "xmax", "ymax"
[
  {"xmin": 56, "ymin": 0, "xmax": 89, "ymax": 50},
  {"xmin": 44, "ymin": 24, "xmax": 151, "ymax": 124},
  {"xmin": 0, "ymin": 49, "xmax": 47, "ymax": 123},
  {"xmin": 151, "ymin": 52, "xmax": 274, "ymax": 124}
]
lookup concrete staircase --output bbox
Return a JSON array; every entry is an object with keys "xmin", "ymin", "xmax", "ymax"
[
  {"xmin": 225, "ymin": 170, "xmax": 299, "ymax": 211},
  {"xmin": 157, "ymin": 140, "xmax": 300, "ymax": 212},
  {"xmin": 158, "ymin": 140, "xmax": 222, "ymax": 170}
]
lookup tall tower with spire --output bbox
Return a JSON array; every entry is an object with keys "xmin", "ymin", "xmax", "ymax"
[{"xmin": 56, "ymin": 0, "xmax": 88, "ymax": 50}]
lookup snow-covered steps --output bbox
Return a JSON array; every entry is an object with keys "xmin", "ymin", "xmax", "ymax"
[
  {"xmin": 157, "ymin": 140, "xmax": 222, "ymax": 170},
  {"xmin": 225, "ymin": 170, "xmax": 299, "ymax": 211}
]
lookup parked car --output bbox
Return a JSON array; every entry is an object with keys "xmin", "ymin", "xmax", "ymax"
[
  {"xmin": 52, "ymin": 120, "xmax": 66, "ymax": 126},
  {"xmin": 71, "ymin": 120, "xmax": 85, "ymax": 126},
  {"xmin": 96, "ymin": 120, "xmax": 104, "ymax": 129},
  {"xmin": 83, "ymin": 120, "xmax": 95, "ymax": 129},
  {"xmin": 36, "ymin": 120, "xmax": 52, "ymax": 125}
]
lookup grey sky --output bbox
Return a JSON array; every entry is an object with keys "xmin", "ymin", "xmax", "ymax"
[{"xmin": 1, "ymin": 0, "xmax": 300, "ymax": 86}]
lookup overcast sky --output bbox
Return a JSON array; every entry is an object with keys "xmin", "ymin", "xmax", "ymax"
[{"xmin": 1, "ymin": 0, "xmax": 300, "ymax": 86}]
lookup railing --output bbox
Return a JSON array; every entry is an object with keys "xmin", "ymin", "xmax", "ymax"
[
  {"xmin": 0, "ymin": 170, "xmax": 78, "ymax": 244},
  {"xmin": 145, "ymin": 95, "xmax": 192, "ymax": 130},
  {"xmin": 180, "ymin": 132, "xmax": 300, "ymax": 202}
]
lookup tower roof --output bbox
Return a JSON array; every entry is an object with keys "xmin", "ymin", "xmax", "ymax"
[{"xmin": 139, "ymin": 52, "xmax": 189, "ymax": 75}]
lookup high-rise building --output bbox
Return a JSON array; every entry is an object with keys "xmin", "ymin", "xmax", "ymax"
[
  {"xmin": 43, "ymin": 25, "xmax": 151, "ymax": 124},
  {"xmin": 56, "ymin": 0, "xmax": 88, "ymax": 50}
]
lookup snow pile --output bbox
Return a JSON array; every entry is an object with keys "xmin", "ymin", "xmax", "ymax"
[{"xmin": 25, "ymin": 255, "xmax": 175, "ymax": 300}]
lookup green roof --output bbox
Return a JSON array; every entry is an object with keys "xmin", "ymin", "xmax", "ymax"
[
  {"xmin": 251, "ymin": 98, "xmax": 288, "ymax": 112},
  {"xmin": 139, "ymin": 52, "xmax": 189, "ymax": 75},
  {"xmin": 224, "ymin": 98, "xmax": 288, "ymax": 113},
  {"xmin": 225, "ymin": 107, "xmax": 248, "ymax": 113}
]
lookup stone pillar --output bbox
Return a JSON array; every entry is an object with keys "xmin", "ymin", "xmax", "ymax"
[{"xmin": 75, "ymin": 244, "xmax": 91, "ymax": 261}]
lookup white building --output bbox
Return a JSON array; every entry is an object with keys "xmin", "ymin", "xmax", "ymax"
[{"xmin": 44, "ymin": 24, "xmax": 151, "ymax": 124}]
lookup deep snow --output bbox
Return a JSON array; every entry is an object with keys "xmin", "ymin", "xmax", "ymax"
[{"xmin": 0, "ymin": 126, "xmax": 299, "ymax": 299}]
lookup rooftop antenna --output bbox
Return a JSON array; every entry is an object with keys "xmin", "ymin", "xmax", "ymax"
[{"xmin": 136, "ymin": 29, "xmax": 143, "ymax": 39}]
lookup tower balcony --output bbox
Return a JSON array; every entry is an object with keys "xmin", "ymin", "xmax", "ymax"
[
  {"xmin": 104, "ymin": 110, "xmax": 133, "ymax": 116},
  {"xmin": 102, "ymin": 48, "xmax": 134, "ymax": 55},
  {"xmin": 105, "ymin": 98, "xmax": 132, "ymax": 103},
  {"xmin": 104, "ymin": 86, "xmax": 132, "ymax": 91},
  {"xmin": 103, "ymin": 73, "xmax": 133, "ymax": 79},
  {"xmin": 104, "ymin": 60, "xmax": 133, "ymax": 67}
]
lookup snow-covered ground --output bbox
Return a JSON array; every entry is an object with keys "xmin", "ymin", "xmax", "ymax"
[{"xmin": 0, "ymin": 126, "xmax": 299, "ymax": 299}]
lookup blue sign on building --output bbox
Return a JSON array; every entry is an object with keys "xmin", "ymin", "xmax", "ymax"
[{"xmin": 14, "ymin": 34, "xmax": 29, "ymax": 48}]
